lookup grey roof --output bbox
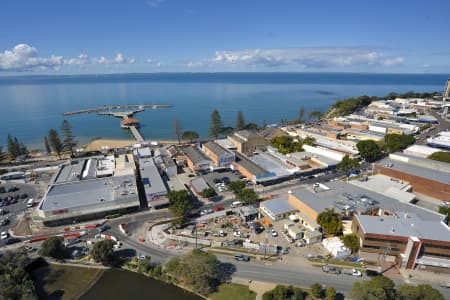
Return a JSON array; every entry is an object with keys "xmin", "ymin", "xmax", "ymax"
[
  {"xmin": 356, "ymin": 212, "xmax": 450, "ymax": 243},
  {"xmin": 261, "ymin": 195, "xmax": 297, "ymax": 216},
  {"xmin": 258, "ymin": 127, "xmax": 284, "ymax": 140},
  {"xmin": 40, "ymin": 174, "xmax": 138, "ymax": 212},
  {"xmin": 377, "ymin": 155, "xmax": 450, "ymax": 185},
  {"xmin": 235, "ymin": 130, "xmax": 257, "ymax": 139},
  {"xmin": 190, "ymin": 177, "xmax": 209, "ymax": 193},
  {"xmin": 290, "ymin": 181, "xmax": 441, "ymax": 221},
  {"xmin": 250, "ymin": 153, "xmax": 293, "ymax": 177},
  {"xmin": 203, "ymin": 141, "xmax": 233, "ymax": 157},
  {"xmin": 183, "ymin": 146, "xmax": 211, "ymax": 165},
  {"xmin": 54, "ymin": 160, "xmax": 85, "ymax": 183},
  {"xmin": 290, "ymin": 151, "xmax": 339, "ymax": 167},
  {"xmin": 136, "ymin": 147, "xmax": 152, "ymax": 158},
  {"xmin": 234, "ymin": 153, "xmax": 272, "ymax": 177},
  {"xmin": 239, "ymin": 206, "xmax": 258, "ymax": 216},
  {"xmin": 139, "ymin": 157, "xmax": 168, "ymax": 197}
]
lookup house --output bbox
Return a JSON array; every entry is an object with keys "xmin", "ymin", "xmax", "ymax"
[{"xmin": 202, "ymin": 141, "xmax": 235, "ymax": 168}]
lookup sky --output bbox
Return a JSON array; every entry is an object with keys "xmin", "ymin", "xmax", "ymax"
[{"xmin": 0, "ymin": 0, "xmax": 450, "ymax": 74}]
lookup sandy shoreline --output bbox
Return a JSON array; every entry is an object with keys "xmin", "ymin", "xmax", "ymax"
[{"xmin": 83, "ymin": 139, "xmax": 135, "ymax": 152}]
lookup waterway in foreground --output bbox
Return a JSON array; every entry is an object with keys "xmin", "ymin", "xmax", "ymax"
[{"xmin": 80, "ymin": 268, "xmax": 202, "ymax": 300}]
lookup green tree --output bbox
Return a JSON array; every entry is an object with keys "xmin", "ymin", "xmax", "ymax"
[
  {"xmin": 384, "ymin": 134, "xmax": 415, "ymax": 153},
  {"xmin": 209, "ymin": 109, "xmax": 224, "ymax": 139},
  {"xmin": 0, "ymin": 145, "xmax": 3, "ymax": 161},
  {"xmin": 44, "ymin": 136, "xmax": 51, "ymax": 155},
  {"xmin": 271, "ymin": 135, "xmax": 303, "ymax": 154},
  {"xmin": 298, "ymin": 105, "xmax": 305, "ymax": 123},
  {"xmin": 200, "ymin": 187, "xmax": 216, "ymax": 198},
  {"xmin": 61, "ymin": 119, "xmax": 77, "ymax": 156},
  {"xmin": 396, "ymin": 284, "xmax": 444, "ymax": 300},
  {"xmin": 0, "ymin": 249, "xmax": 37, "ymax": 300},
  {"xmin": 438, "ymin": 205, "xmax": 450, "ymax": 225},
  {"xmin": 167, "ymin": 190, "xmax": 194, "ymax": 226},
  {"xmin": 428, "ymin": 151, "xmax": 450, "ymax": 163},
  {"xmin": 350, "ymin": 276, "xmax": 396, "ymax": 300},
  {"xmin": 237, "ymin": 188, "xmax": 259, "ymax": 204},
  {"xmin": 317, "ymin": 208, "xmax": 342, "ymax": 236},
  {"xmin": 356, "ymin": 140, "xmax": 382, "ymax": 162},
  {"xmin": 236, "ymin": 111, "xmax": 246, "ymax": 131},
  {"xmin": 173, "ymin": 118, "xmax": 182, "ymax": 144},
  {"xmin": 7, "ymin": 134, "xmax": 20, "ymax": 159},
  {"xmin": 91, "ymin": 240, "xmax": 114, "ymax": 265},
  {"xmin": 308, "ymin": 110, "xmax": 323, "ymax": 121},
  {"xmin": 227, "ymin": 180, "xmax": 246, "ymax": 193},
  {"xmin": 263, "ymin": 285, "xmax": 305, "ymax": 300},
  {"xmin": 302, "ymin": 136, "xmax": 316, "ymax": 146},
  {"xmin": 48, "ymin": 129, "xmax": 63, "ymax": 159},
  {"xmin": 310, "ymin": 283, "xmax": 323, "ymax": 298},
  {"xmin": 325, "ymin": 286, "xmax": 336, "ymax": 300},
  {"xmin": 38, "ymin": 236, "xmax": 68, "ymax": 259},
  {"xmin": 165, "ymin": 249, "xmax": 219, "ymax": 295},
  {"xmin": 341, "ymin": 233, "xmax": 360, "ymax": 253},
  {"xmin": 182, "ymin": 130, "xmax": 199, "ymax": 143},
  {"xmin": 336, "ymin": 155, "xmax": 359, "ymax": 172}
]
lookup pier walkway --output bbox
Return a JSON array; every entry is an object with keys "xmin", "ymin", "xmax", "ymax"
[
  {"xmin": 63, "ymin": 104, "xmax": 172, "ymax": 116},
  {"xmin": 130, "ymin": 125, "xmax": 145, "ymax": 142}
]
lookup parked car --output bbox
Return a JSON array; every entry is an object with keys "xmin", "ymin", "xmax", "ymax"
[
  {"xmin": 343, "ymin": 268, "xmax": 362, "ymax": 277},
  {"xmin": 322, "ymin": 265, "xmax": 341, "ymax": 275},
  {"xmin": 1, "ymin": 231, "xmax": 9, "ymax": 239},
  {"xmin": 365, "ymin": 270, "xmax": 380, "ymax": 277},
  {"xmin": 6, "ymin": 238, "xmax": 21, "ymax": 245},
  {"xmin": 20, "ymin": 193, "xmax": 28, "ymax": 199},
  {"xmin": 214, "ymin": 205, "xmax": 224, "ymax": 212},
  {"xmin": 0, "ymin": 218, "xmax": 10, "ymax": 226},
  {"xmin": 271, "ymin": 230, "xmax": 278, "ymax": 237},
  {"xmin": 233, "ymin": 254, "xmax": 250, "ymax": 262}
]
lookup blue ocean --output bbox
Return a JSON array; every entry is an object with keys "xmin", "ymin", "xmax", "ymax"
[{"xmin": 0, "ymin": 72, "xmax": 448, "ymax": 149}]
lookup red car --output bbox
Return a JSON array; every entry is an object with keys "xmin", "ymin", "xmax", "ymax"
[{"xmin": 214, "ymin": 205, "xmax": 224, "ymax": 212}]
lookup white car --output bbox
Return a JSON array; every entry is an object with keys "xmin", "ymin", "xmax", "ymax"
[
  {"xmin": 271, "ymin": 230, "xmax": 278, "ymax": 237},
  {"xmin": 1, "ymin": 231, "xmax": 9, "ymax": 239},
  {"xmin": 233, "ymin": 231, "xmax": 242, "ymax": 237}
]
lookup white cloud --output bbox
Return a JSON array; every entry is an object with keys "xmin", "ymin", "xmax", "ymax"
[
  {"xmin": 0, "ymin": 44, "xmax": 136, "ymax": 71},
  {"xmin": 146, "ymin": 0, "xmax": 164, "ymax": 8},
  {"xmin": 0, "ymin": 44, "xmax": 63, "ymax": 71},
  {"xmin": 64, "ymin": 53, "xmax": 89, "ymax": 65},
  {"xmin": 192, "ymin": 47, "xmax": 405, "ymax": 69}
]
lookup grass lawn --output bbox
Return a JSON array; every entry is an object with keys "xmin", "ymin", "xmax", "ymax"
[
  {"xmin": 29, "ymin": 264, "xmax": 104, "ymax": 300},
  {"xmin": 209, "ymin": 283, "xmax": 256, "ymax": 300}
]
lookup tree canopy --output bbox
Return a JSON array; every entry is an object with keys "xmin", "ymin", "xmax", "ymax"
[
  {"xmin": 263, "ymin": 285, "xmax": 306, "ymax": 300},
  {"xmin": 165, "ymin": 249, "xmax": 219, "ymax": 295},
  {"xmin": 209, "ymin": 109, "xmax": 224, "ymax": 139},
  {"xmin": 271, "ymin": 135, "xmax": 303, "ymax": 154},
  {"xmin": 384, "ymin": 134, "xmax": 415, "ymax": 153},
  {"xmin": 236, "ymin": 111, "xmax": 246, "ymax": 131},
  {"xmin": 182, "ymin": 131, "xmax": 199, "ymax": 143},
  {"xmin": 356, "ymin": 140, "xmax": 382, "ymax": 162},
  {"xmin": 330, "ymin": 95, "xmax": 375, "ymax": 117},
  {"xmin": 91, "ymin": 240, "xmax": 114, "ymax": 265},
  {"xmin": 428, "ymin": 151, "xmax": 450, "ymax": 163},
  {"xmin": 61, "ymin": 119, "xmax": 77, "ymax": 156},
  {"xmin": 0, "ymin": 250, "xmax": 37, "ymax": 300},
  {"xmin": 336, "ymin": 155, "xmax": 359, "ymax": 172},
  {"xmin": 341, "ymin": 233, "xmax": 360, "ymax": 253},
  {"xmin": 237, "ymin": 188, "xmax": 259, "ymax": 204},
  {"xmin": 38, "ymin": 237, "xmax": 69, "ymax": 259},
  {"xmin": 200, "ymin": 187, "xmax": 216, "ymax": 198},
  {"xmin": 173, "ymin": 118, "xmax": 182, "ymax": 144},
  {"xmin": 48, "ymin": 129, "xmax": 63, "ymax": 159},
  {"xmin": 167, "ymin": 190, "xmax": 194, "ymax": 226},
  {"xmin": 227, "ymin": 180, "xmax": 246, "ymax": 193},
  {"xmin": 6, "ymin": 134, "xmax": 27, "ymax": 160},
  {"xmin": 317, "ymin": 208, "xmax": 342, "ymax": 236},
  {"xmin": 350, "ymin": 276, "xmax": 443, "ymax": 300}
]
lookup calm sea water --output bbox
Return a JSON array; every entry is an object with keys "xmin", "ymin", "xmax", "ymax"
[
  {"xmin": 0, "ymin": 72, "xmax": 448, "ymax": 149},
  {"xmin": 80, "ymin": 269, "xmax": 202, "ymax": 300}
]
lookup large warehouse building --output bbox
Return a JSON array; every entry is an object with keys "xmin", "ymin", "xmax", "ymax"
[{"xmin": 35, "ymin": 155, "xmax": 140, "ymax": 225}]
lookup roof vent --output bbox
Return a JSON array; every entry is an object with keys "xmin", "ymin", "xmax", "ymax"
[
  {"xmin": 391, "ymin": 227, "xmax": 395, "ymax": 233},
  {"xmin": 380, "ymin": 218, "xmax": 384, "ymax": 222}
]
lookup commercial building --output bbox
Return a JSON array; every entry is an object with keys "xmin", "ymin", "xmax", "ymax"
[
  {"xmin": 228, "ymin": 130, "xmax": 268, "ymax": 156},
  {"xmin": 375, "ymin": 153, "xmax": 450, "ymax": 201},
  {"xmin": 232, "ymin": 153, "xmax": 275, "ymax": 184},
  {"xmin": 183, "ymin": 146, "xmax": 212, "ymax": 172},
  {"xmin": 138, "ymin": 156, "xmax": 168, "ymax": 205},
  {"xmin": 202, "ymin": 141, "xmax": 235, "ymax": 168},
  {"xmin": 427, "ymin": 131, "xmax": 450, "ymax": 150},
  {"xmin": 403, "ymin": 145, "xmax": 442, "ymax": 158},
  {"xmin": 353, "ymin": 212, "xmax": 450, "ymax": 273},
  {"xmin": 190, "ymin": 178, "xmax": 210, "ymax": 195},
  {"xmin": 36, "ymin": 155, "xmax": 140, "ymax": 226}
]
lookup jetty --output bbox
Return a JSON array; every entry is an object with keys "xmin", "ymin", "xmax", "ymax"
[
  {"xmin": 64, "ymin": 104, "xmax": 172, "ymax": 142},
  {"xmin": 62, "ymin": 104, "xmax": 172, "ymax": 116}
]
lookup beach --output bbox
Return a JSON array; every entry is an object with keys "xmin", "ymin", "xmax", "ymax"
[{"xmin": 83, "ymin": 139, "xmax": 135, "ymax": 152}]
